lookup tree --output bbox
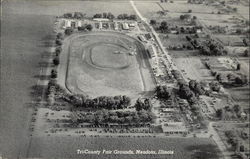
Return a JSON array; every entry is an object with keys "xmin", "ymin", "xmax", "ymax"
[
  {"xmin": 216, "ymin": 109, "xmax": 223, "ymax": 119},
  {"xmin": 188, "ymin": 9, "xmax": 192, "ymax": 13},
  {"xmin": 209, "ymin": 81, "xmax": 221, "ymax": 92},
  {"xmin": 134, "ymin": 98, "xmax": 144, "ymax": 111},
  {"xmin": 65, "ymin": 28, "xmax": 73, "ymax": 36},
  {"xmin": 56, "ymin": 33, "xmax": 63, "ymax": 40},
  {"xmin": 233, "ymin": 105, "xmax": 241, "ymax": 114},
  {"xmin": 234, "ymin": 75, "xmax": 248, "ymax": 85},
  {"xmin": 159, "ymin": 21, "xmax": 168, "ymax": 32},
  {"xmin": 216, "ymin": 73, "xmax": 223, "ymax": 82},
  {"xmin": 55, "ymin": 39, "xmax": 62, "ymax": 46},
  {"xmin": 244, "ymin": 49, "xmax": 248, "ymax": 57},
  {"xmin": 150, "ymin": 19, "xmax": 157, "ymax": 25},
  {"xmin": 55, "ymin": 47, "xmax": 62, "ymax": 56},
  {"xmin": 236, "ymin": 63, "xmax": 241, "ymax": 70},
  {"xmin": 93, "ymin": 13, "xmax": 102, "ymax": 18},
  {"xmin": 53, "ymin": 57, "xmax": 60, "ymax": 66},
  {"xmin": 51, "ymin": 69, "xmax": 57, "ymax": 78},
  {"xmin": 155, "ymin": 85, "xmax": 171, "ymax": 99},
  {"xmin": 144, "ymin": 98, "xmax": 152, "ymax": 111},
  {"xmin": 85, "ymin": 24, "xmax": 93, "ymax": 31}
]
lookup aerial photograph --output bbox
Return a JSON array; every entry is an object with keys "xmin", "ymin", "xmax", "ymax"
[{"xmin": 0, "ymin": 0, "xmax": 249, "ymax": 159}]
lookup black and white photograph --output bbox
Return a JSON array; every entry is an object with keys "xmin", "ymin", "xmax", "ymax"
[{"xmin": 0, "ymin": 0, "xmax": 249, "ymax": 158}]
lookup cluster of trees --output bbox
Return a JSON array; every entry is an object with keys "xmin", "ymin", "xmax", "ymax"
[
  {"xmin": 72, "ymin": 109, "xmax": 154, "ymax": 125},
  {"xmin": 186, "ymin": 36, "xmax": 227, "ymax": 56},
  {"xmin": 117, "ymin": 14, "xmax": 137, "ymax": 20},
  {"xmin": 188, "ymin": 80, "xmax": 206, "ymax": 95},
  {"xmin": 134, "ymin": 98, "xmax": 152, "ymax": 111},
  {"xmin": 93, "ymin": 12, "xmax": 115, "ymax": 19},
  {"xmin": 224, "ymin": 130, "xmax": 239, "ymax": 151},
  {"xmin": 178, "ymin": 83, "xmax": 197, "ymax": 104},
  {"xmin": 78, "ymin": 24, "xmax": 93, "ymax": 31},
  {"xmin": 155, "ymin": 85, "xmax": 171, "ymax": 99},
  {"xmin": 63, "ymin": 12, "xmax": 85, "ymax": 19},
  {"xmin": 158, "ymin": 21, "xmax": 169, "ymax": 33}
]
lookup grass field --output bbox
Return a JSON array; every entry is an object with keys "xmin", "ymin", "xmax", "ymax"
[{"xmin": 62, "ymin": 32, "xmax": 155, "ymax": 100}]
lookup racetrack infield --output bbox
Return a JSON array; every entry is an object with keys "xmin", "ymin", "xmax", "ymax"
[{"xmin": 62, "ymin": 32, "xmax": 155, "ymax": 99}]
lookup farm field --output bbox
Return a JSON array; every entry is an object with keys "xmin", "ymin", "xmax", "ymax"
[
  {"xmin": 0, "ymin": 2, "xmax": 55, "ymax": 158},
  {"xmin": 60, "ymin": 32, "xmax": 155, "ymax": 100},
  {"xmin": 28, "ymin": 136, "xmax": 221, "ymax": 159}
]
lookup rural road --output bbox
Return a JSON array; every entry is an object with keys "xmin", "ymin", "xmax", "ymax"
[{"xmin": 130, "ymin": 1, "xmax": 231, "ymax": 159}]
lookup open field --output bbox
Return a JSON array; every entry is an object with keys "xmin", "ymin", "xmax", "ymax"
[
  {"xmin": 0, "ymin": 2, "xmax": 55, "ymax": 158},
  {"xmin": 61, "ymin": 32, "xmax": 155, "ymax": 99},
  {"xmin": 28, "ymin": 136, "xmax": 221, "ymax": 159}
]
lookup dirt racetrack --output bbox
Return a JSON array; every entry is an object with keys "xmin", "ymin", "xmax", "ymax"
[{"xmin": 58, "ymin": 31, "xmax": 155, "ymax": 100}]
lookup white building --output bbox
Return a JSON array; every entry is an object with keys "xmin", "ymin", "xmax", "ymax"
[{"xmin": 122, "ymin": 23, "xmax": 129, "ymax": 30}]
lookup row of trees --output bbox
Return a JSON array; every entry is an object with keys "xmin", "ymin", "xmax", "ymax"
[
  {"xmin": 69, "ymin": 94, "xmax": 131, "ymax": 110},
  {"xmin": 93, "ymin": 12, "xmax": 115, "ymax": 19},
  {"xmin": 93, "ymin": 13, "xmax": 137, "ymax": 20},
  {"xmin": 117, "ymin": 14, "xmax": 137, "ymax": 20},
  {"xmin": 186, "ymin": 35, "xmax": 228, "ymax": 56},
  {"xmin": 63, "ymin": 12, "xmax": 85, "ymax": 19},
  {"xmin": 72, "ymin": 109, "xmax": 154, "ymax": 125}
]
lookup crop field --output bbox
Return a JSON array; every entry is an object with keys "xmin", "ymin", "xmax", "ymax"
[
  {"xmin": 8, "ymin": 1, "xmax": 135, "ymax": 17},
  {"xmin": 28, "ymin": 136, "xmax": 221, "ymax": 159},
  {"xmin": 61, "ymin": 32, "xmax": 155, "ymax": 99}
]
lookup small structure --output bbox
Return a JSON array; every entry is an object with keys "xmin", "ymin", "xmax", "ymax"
[
  {"xmin": 63, "ymin": 20, "xmax": 71, "ymax": 28},
  {"xmin": 77, "ymin": 21, "xmax": 82, "ymax": 27},
  {"xmin": 93, "ymin": 18, "xmax": 110, "ymax": 22},
  {"xmin": 122, "ymin": 23, "xmax": 129, "ymax": 30},
  {"xmin": 129, "ymin": 22, "xmax": 136, "ymax": 27},
  {"xmin": 114, "ymin": 22, "xmax": 118, "ymax": 30}
]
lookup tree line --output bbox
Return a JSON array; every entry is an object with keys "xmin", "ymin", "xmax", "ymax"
[{"xmin": 71, "ymin": 109, "xmax": 154, "ymax": 125}]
